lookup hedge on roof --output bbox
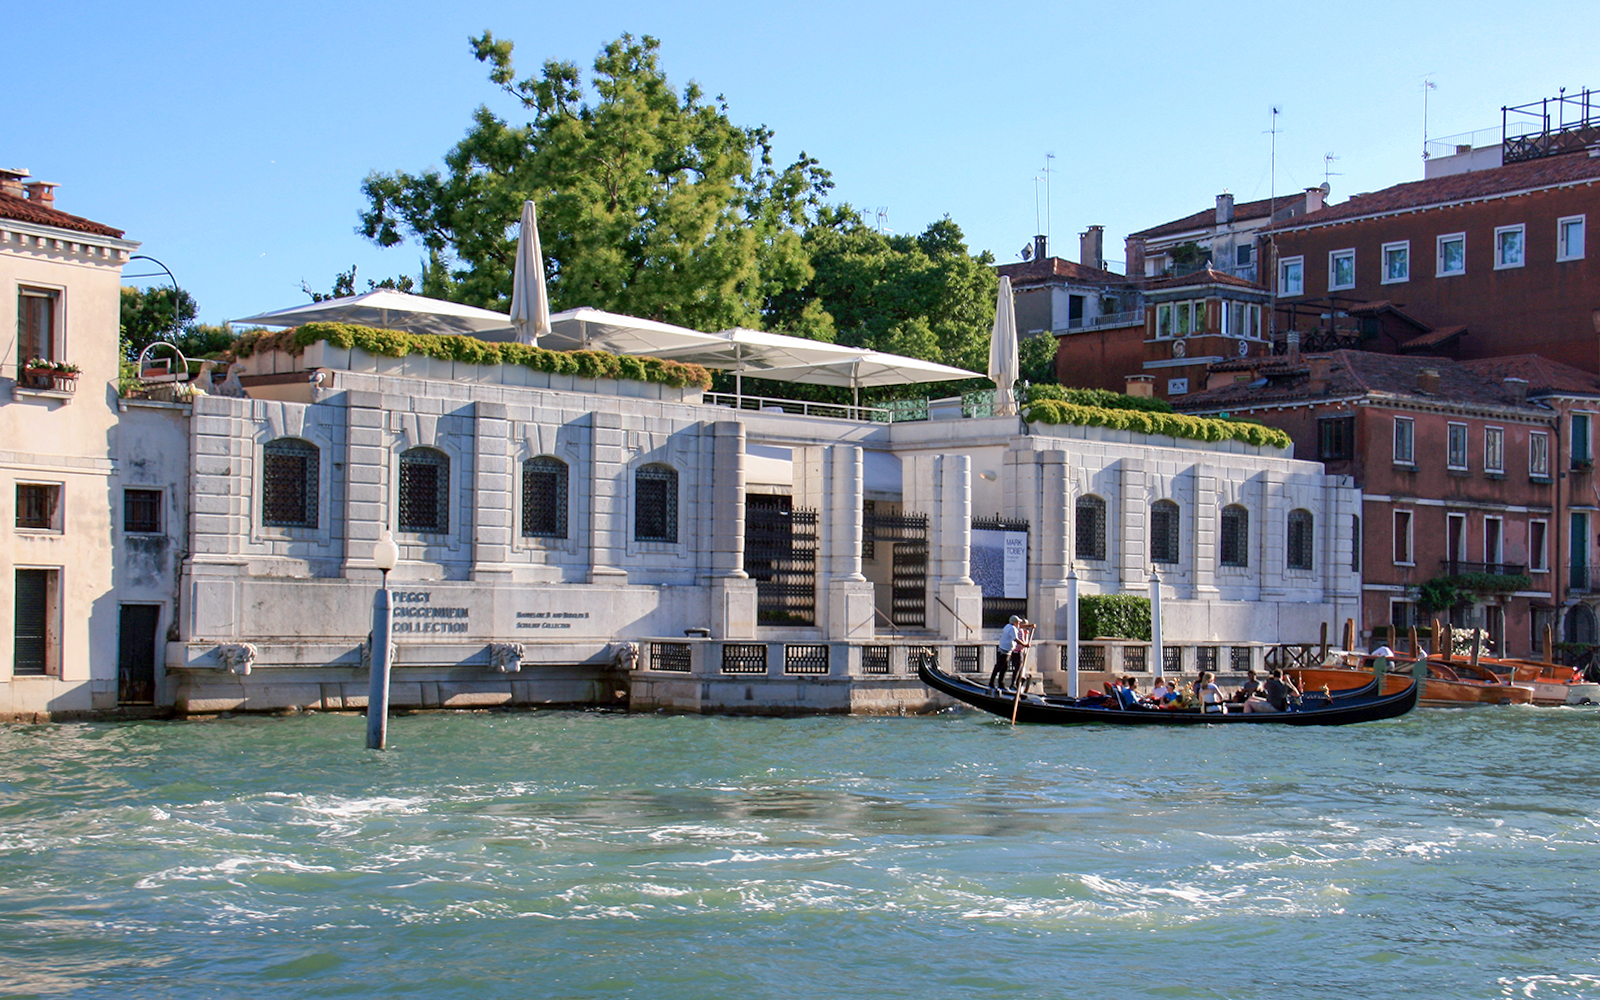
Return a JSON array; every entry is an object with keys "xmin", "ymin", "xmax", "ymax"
[
  {"xmin": 1022, "ymin": 397, "xmax": 1291, "ymax": 449},
  {"xmin": 1023, "ymin": 384, "xmax": 1176, "ymax": 414},
  {"xmin": 230, "ymin": 322, "xmax": 713, "ymax": 390}
]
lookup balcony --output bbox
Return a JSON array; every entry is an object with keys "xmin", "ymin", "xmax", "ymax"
[
  {"xmin": 1439, "ymin": 560, "xmax": 1527, "ymax": 578},
  {"xmin": 1054, "ymin": 309, "xmax": 1145, "ymax": 333}
]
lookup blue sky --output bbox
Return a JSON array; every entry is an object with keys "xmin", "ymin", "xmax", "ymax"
[{"xmin": 10, "ymin": 0, "xmax": 1594, "ymax": 324}]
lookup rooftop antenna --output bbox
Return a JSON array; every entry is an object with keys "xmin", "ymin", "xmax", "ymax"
[
  {"xmin": 1323, "ymin": 152, "xmax": 1341, "ymax": 185},
  {"xmin": 1265, "ymin": 106, "xmax": 1281, "ymax": 337},
  {"xmin": 1033, "ymin": 176, "xmax": 1042, "ymax": 236},
  {"xmin": 1044, "ymin": 152, "xmax": 1055, "ymax": 248},
  {"xmin": 875, "ymin": 207, "xmax": 889, "ymax": 233},
  {"xmin": 1422, "ymin": 76, "xmax": 1437, "ymax": 160}
]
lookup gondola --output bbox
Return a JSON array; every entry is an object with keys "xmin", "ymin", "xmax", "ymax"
[{"xmin": 918, "ymin": 661, "xmax": 1421, "ymax": 726}]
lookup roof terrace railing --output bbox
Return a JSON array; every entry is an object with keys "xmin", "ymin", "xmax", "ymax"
[
  {"xmin": 1054, "ymin": 308, "xmax": 1145, "ymax": 334},
  {"xmin": 703, "ymin": 391, "xmax": 897, "ymax": 423}
]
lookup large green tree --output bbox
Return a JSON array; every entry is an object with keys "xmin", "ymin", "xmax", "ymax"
[
  {"xmin": 360, "ymin": 32, "xmax": 832, "ymax": 332},
  {"xmin": 120, "ymin": 286, "xmax": 237, "ymax": 363}
]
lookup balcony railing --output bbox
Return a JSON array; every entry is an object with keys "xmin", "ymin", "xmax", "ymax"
[
  {"xmin": 1054, "ymin": 309, "xmax": 1144, "ymax": 333},
  {"xmin": 1439, "ymin": 560, "xmax": 1527, "ymax": 578},
  {"xmin": 1572, "ymin": 565, "xmax": 1592, "ymax": 593}
]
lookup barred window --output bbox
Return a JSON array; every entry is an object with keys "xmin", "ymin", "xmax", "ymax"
[
  {"xmin": 1151, "ymin": 500, "xmax": 1180, "ymax": 565},
  {"xmin": 635, "ymin": 463, "xmax": 678, "ymax": 543},
  {"xmin": 262, "ymin": 438, "xmax": 318, "ymax": 528},
  {"xmin": 1287, "ymin": 509, "xmax": 1314, "ymax": 571},
  {"xmin": 522, "ymin": 457, "xmax": 568, "ymax": 538},
  {"xmin": 124, "ymin": 489, "xmax": 162, "ymax": 534},
  {"xmin": 398, "ymin": 447, "xmax": 449, "ymax": 533},
  {"xmin": 1075, "ymin": 495, "xmax": 1106, "ymax": 561},
  {"xmin": 1219, "ymin": 505, "xmax": 1248, "ymax": 567}
]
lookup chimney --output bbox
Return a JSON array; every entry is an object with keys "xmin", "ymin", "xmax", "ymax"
[
  {"xmin": 1308, "ymin": 356, "xmax": 1331, "ymax": 392},
  {"xmin": 1079, "ymin": 226, "xmax": 1104, "ymax": 270},
  {"xmin": 24, "ymin": 181, "xmax": 57, "ymax": 209},
  {"xmin": 1125, "ymin": 374, "xmax": 1155, "ymax": 398},
  {"xmin": 1503, "ymin": 377, "xmax": 1529, "ymax": 403},
  {"xmin": 0, "ymin": 167, "xmax": 27, "ymax": 199},
  {"xmin": 1125, "ymin": 236, "xmax": 1146, "ymax": 279},
  {"xmin": 1033, "ymin": 234, "xmax": 1049, "ymax": 262},
  {"xmin": 1216, "ymin": 193, "xmax": 1235, "ymax": 224},
  {"xmin": 1418, "ymin": 368, "xmax": 1441, "ymax": 395},
  {"xmin": 1303, "ymin": 186, "xmax": 1325, "ymax": 214},
  {"xmin": 1286, "ymin": 330, "xmax": 1301, "ymax": 365}
]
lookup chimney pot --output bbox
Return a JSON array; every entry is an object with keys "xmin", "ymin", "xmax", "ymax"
[
  {"xmin": 1033, "ymin": 234, "xmax": 1048, "ymax": 262},
  {"xmin": 1125, "ymin": 236, "xmax": 1146, "ymax": 279},
  {"xmin": 1308, "ymin": 356, "xmax": 1331, "ymax": 391},
  {"xmin": 0, "ymin": 167, "xmax": 28, "ymax": 199},
  {"xmin": 1503, "ymin": 377, "xmax": 1529, "ymax": 403},
  {"xmin": 1418, "ymin": 368, "xmax": 1441, "ymax": 394},
  {"xmin": 23, "ymin": 181, "xmax": 57, "ymax": 208},
  {"xmin": 1125, "ymin": 374, "xmax": 1155, "ymax": 398},
  {"xmin": 1216, "ymin": 193, "xmax": 1235, "ymax": 224},
  {"xmin": 1286, "ymin": 330, "xmax": 1301, "ymax": 365},
  {"xmin": 1079, "ymin": 225, "xmax": 1104, "ymax": 270}
]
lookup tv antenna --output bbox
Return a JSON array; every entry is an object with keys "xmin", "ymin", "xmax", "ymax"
[
  {"xmin": 1323, "ymin": 152, "xmax": 1341, "ymax": 185},
  {"xmin": 874, "ymin": 207, "xmax": 890, "ymax": 233},
  {"xmin": 1422, "ymin": 76, "xmax": 1437, "ymax": 160},
  {"xmin": 1043, "ymin": 152, "xmax": 1055, "ymax": 247}
]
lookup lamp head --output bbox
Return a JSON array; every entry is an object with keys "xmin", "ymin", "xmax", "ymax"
[{"xmin": 373, "ymin": 529, "xmax": 399, "ymax": 573}]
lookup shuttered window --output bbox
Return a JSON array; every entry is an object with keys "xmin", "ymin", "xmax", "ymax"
[{"xmin": 13, "ymin": 569, "xmax": 54, "ymax": 676}]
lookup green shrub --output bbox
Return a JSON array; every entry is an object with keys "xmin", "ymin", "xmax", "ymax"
[
  {"xmin": 1022, "ymin": 398, "xmax": 1291, "ymax": 449},
  {"xmin": 229, "ymin": 322, "xmax": 712, "ymax": 390},
  {"xmin": 1079, "ymin": 594, "xmax": 1152, "ymax": 641},
  {"xmin": 1023, "ymin": 384, "xmax": 1175, "ymax": 414}
]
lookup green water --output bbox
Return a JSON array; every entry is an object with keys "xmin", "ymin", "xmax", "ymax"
[{"xmin": 1, "ymin": 706, "xmax": 1597, "ymax": 999}]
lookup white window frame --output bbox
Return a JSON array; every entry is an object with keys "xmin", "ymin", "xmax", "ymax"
[
  {"xmin": 1529, "ymin": 518, "xmax": 1549, "ymax": 572},
  {"xmin": 1155, "ymin": 303, "xmax": 1173, "ymax": 339},
  {"xmin": 1382, "ymin": 241, "xmax": 1410, "ymax": 284},
  {"xmin": 1393, "ymin": 416, "xmax": 1416, "ymax": 465},
  {"xmin": 1484, "ymin": 426, "xmax": 1505, "ymax": 474},
  {"xmin": 1557, "ymin": 215, "xmax": 1586, "ymax": 262},
  {"xmin": 1530, "ymin": 431, "xmax": 1550, "ymax": 478},
  {"xmin": 1394, "ymin": 509, "xmax": 1415, "ymax": 566},
  {"xmin": 1447, "ymin": 422, "xmax": 1469, "ymax": 471},
  {"xmin": 1279, "ymin": 255, "xmax": 1305, "ymax": 296},
  {"xmin": 1494, "ymin": 224, "xmax": 1526, "ymax": 270},
  {"xmin": 1328, "ymin": 248, "xmax": 1355, "ymax": 290},
  {"xmin": 1574, "ymin": 412, "xmax": 1594, "ymax": 466},
  {"xmin": 1436, "ymin": 233, "xmax": 1466, "ymax": 276},
  {"xmin": 1447, "ymin": 512, "xmax": 1468, "ymax": 562}
]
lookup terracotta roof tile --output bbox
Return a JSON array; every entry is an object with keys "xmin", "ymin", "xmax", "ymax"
[
  {"xmin": 1129, "ymin": 195, "xmax": 1281, "ymax": 240},
  {"xmin": 1397, "ymin": 326, "xmax": 1467, "ymax": 352},
  {"xmin": 1266, "ymin": 149, "xmax": 1600, "ymax": 232},
  {"xmin": 1144, "ymin": 266, "xmax": 1267, "ymax": 292},
  {"xmin": 1459, "ymin": 354, "xmax": 1600, "ymax": 396},
  {"xmin": 1175, "ymin": 350, "xmax": 1539, "ymax": 412},
  {"xmin": 997, "ymin": 256, "xmax": 1130, "ymax": 287},
  {"xmin": 0, "ymin": 191, "xmax": 124, "ymax": 238}
]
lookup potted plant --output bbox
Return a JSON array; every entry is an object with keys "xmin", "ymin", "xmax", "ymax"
[{"xmin": 49, "ymin": 361, "xmax": 80, "ymax": 391}]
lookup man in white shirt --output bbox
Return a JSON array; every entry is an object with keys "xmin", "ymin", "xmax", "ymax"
[{"xmin": 988, "ymin": 615, "xmax": 1030, "ymax": 690}]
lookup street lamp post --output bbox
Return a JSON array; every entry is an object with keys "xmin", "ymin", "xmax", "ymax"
[{"xmin": 366, "ymin": 529, "xmax": 400, "ymax": 750}]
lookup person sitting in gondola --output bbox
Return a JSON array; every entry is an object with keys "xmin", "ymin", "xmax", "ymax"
[
  {"xmin": 1232, "ymin": 669, "xmax": 1262, "ymax": 704},
  {"xmin": 1198, "ymin": 671, "xmax": 1227, "ymax": 714},
  {"xmin": 1150, "ymin": 678, "xmax": 1170, "ymax": 704},
  {"xmin": 1247, "ymin": 668, "xmax": 1292, "ymax": 713}
]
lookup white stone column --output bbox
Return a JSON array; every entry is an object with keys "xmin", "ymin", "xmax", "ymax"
[
  {"xmin": 932, "ymin": 453, "xmax": 982, "ymax": 641},
  {"xmin": 707, "ymin": 420, "xmax": 756, "ymax": 638},
  {"xmin": 821, "ymin": 444, "xmax": 873, "ymax": 640},
  {"xmin": 1065, "ymin": 566, "xmax": 1080, "ymax": 697},
  {"xmin": 1033, "ymin": 449, "xmax": 1074, "ymax": 642},
  {"xmin": 1149, "ymin": 570, "xmax": 1164, "ymax": 679}
]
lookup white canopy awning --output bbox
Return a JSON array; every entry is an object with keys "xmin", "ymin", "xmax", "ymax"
[
  {"xmin": 537, "ymin": 307, "xmax": 725, "ymax": 356},
  {"xmin": 232, "ymin": 290, "xmax": 515, "ymax": 337},
  {"xmin": 752, "ymin": 350, "xmax": 979, "ymax": 389}
]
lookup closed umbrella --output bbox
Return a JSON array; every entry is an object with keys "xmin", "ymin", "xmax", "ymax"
[
  {"xmin": 509, "ymin": 199, "xmax": 551, "ymax": 345},
  {"xmin": 988, "ymin": 274, "xmax": 1020, "ymax": 416}
]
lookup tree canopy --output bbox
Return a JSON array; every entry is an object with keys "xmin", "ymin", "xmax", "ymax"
[
  {"xmin": 358, "ymin": 32, "xmax": 1007, "ymax": 381},
  {"xmin": 120, "ymin": 286, "xmax": 238, "ymax": 362}
]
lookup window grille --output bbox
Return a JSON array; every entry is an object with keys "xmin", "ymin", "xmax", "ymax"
[
  {"xmin": 1230, "ymin": 646, "xmax": 1252, "ymax": 671},
  {"xmin": 649, "ymin": 642, "xmax": 692, "ymax": 672},
  {"xmin": 1151, "ymin": 500, "xmax": 1180, "ymax": 565},
  {"xmin": 124, "ymin": 489, "xmax": 162, "ymax": 533},
  {"xmin": 635, "ymin": 464, "xmax": 677, "ymax": 542},
  {"xmin": 862, "ymin": 645, "xmax": 891, "ymax": 675},
  {"xmin": 522, "ymin": 457, "xmax": 568, "ymax": 538},
  {"xmin": 1196, "ymin": 646, "xmax": 1218, "ymax": 672},
  {"xmin": 954, "ymin": 645, "xmax": 981, "ymax": 674},
  {"xmin": 1124, "ymin": 646, "xmax": 1148, "ymax": 671},
  {"xmin": 1076, "ymin": 495, "xmax": 1106, "ymax": 561},
  {"xmin": 745, "ymin": 496, "xmax": 817, "ymax": 625},
  {"xmin": 1163, "ymin": 647, "xmax": 1182, "ymax": 673},
  {"xmin": 1287, "ymin": 510, "xmax": 1314, "ymax": 570},
  {"xmin": 1081, "ymin": 646, "xmax": 1105, "ymax": 672},
  {"xmin": 721, "ymin": 643, "xmax": 768, "ymax": 674},
  {"xmin": 862, "ymin": 499, "xmax": 876, "ymax": 560},
  {"xmin": 1220, "ymin": 505, "xmax": 1248, "ymax": 567},
  {"xmin": 15, "ymin": 484, "xmax": 58, "ymax": 529},
  {"xmin": 263, "ymin": 438, "xmax": 318, "ymax": 528},
  {"xmin": 907, "ymin": 645, "xmax": 937, "ymax": 672},
  {"xmin": 784, "ymin": 644, "xmax": 830, "ymax": 675},
  {"xmin": 398, "ymin": 448, "xmax": 449, "ymax": 533}
]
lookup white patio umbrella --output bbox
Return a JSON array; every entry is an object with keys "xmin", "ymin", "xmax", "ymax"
[
  {"xmin": 232, "ymin": 290, "xmax": 514, "ymax": 338},
  {"xmin": 508, "ymin": 200, "xmax": 551, "ymax": 345},
  {"xmin": 539, "ymin": 306, "xmax": 725, "ymax": 356},
  {"xmin": 646, "ymin": 327, "xmax": 873, "ymax": 400},
  {"xmin": 754, "ymin": 350, "xmax": 980, "ymax": 408},
  {"xmin": 988, "ymin": 274, "xmax": 1020, "ymax": 416}
]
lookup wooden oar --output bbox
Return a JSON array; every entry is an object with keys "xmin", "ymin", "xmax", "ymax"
[{"xmin": 1009, "ymin": 624, "xmax": 1035, "ymax": 725}]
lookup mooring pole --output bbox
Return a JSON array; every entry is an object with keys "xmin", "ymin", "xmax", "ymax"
[
  {"xmin": 366, "ymin": 529, "xmax": 399, "ymax": 750},
  {"xmin": 1065, "ymin": 566, "xmax": 1080, "ymax": 698}
]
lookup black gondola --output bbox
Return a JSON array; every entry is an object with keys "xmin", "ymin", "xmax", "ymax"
[{"xmin": 918, "ymin": 662, "xmax": 1421, "ymax": 727}]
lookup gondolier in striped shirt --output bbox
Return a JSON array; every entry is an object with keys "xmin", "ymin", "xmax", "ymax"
[{"xmin": 989, "ymin": 615, "xmax": 1030, "ymax": 690}]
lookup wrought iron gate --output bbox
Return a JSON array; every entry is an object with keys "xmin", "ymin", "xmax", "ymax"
[
  {"xmin": 891, "ymin": 539, "xmax": 928, "ymax": 627},
  {"xmin": 745, "ymin": 496, "xmax": 818, "ymax": 625}
]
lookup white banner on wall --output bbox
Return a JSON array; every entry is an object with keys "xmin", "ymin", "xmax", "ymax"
[{"xmin": 971, "ymin": 528, "xmax": 1028, "ymax": 600}]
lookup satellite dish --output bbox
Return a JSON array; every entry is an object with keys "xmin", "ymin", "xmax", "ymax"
[
  {"xmin": 1020, "ymin": 244, "xmax": 1034, "ymax": 261},
  {"xmin": 1319, "ymin": 181, "xmax": 1331, "ymax": 197}
]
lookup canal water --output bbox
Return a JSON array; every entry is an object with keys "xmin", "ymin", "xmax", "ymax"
[{"xmin": 1, "ymin": 706, "xmax": 1596, "ymax": 1000}]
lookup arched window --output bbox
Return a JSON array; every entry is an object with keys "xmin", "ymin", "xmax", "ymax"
[
  {"xmin": 1219, "ymin": 505, "xmax": 1249, "ymax": 567},
  {"xmin": 1075, "ymin": 495, "xmax": 1106, "ymax": 561},
  {"xmin": 398, "ymin": 447, "xmax": 449, "ymax": 533},
  {"xmin": 1287, "ymin": 509, "xmax": 1314, "ymax": 570},
  {"xmin": 523, "ymin": 457, "xmax": 568, "ymax": 538},
  {"xmin": 1564, "ymin": 603, "xmax": 1598, "ymax": 645},
  {"xmin": 1151, "ymin": 500, "xmax": 1180, "ymax": 565},
  {"xmin": 635, "ymin": 464, "xmax": 678, "ymax": 543},
  {"xmin": 262, "ymin": 438, "xmax": 318, "ymax": 528}
]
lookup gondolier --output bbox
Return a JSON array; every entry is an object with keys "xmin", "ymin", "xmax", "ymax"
[{"xmin": 989, "ymin": 615, "xmax": 1030, "ymax": 690}]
